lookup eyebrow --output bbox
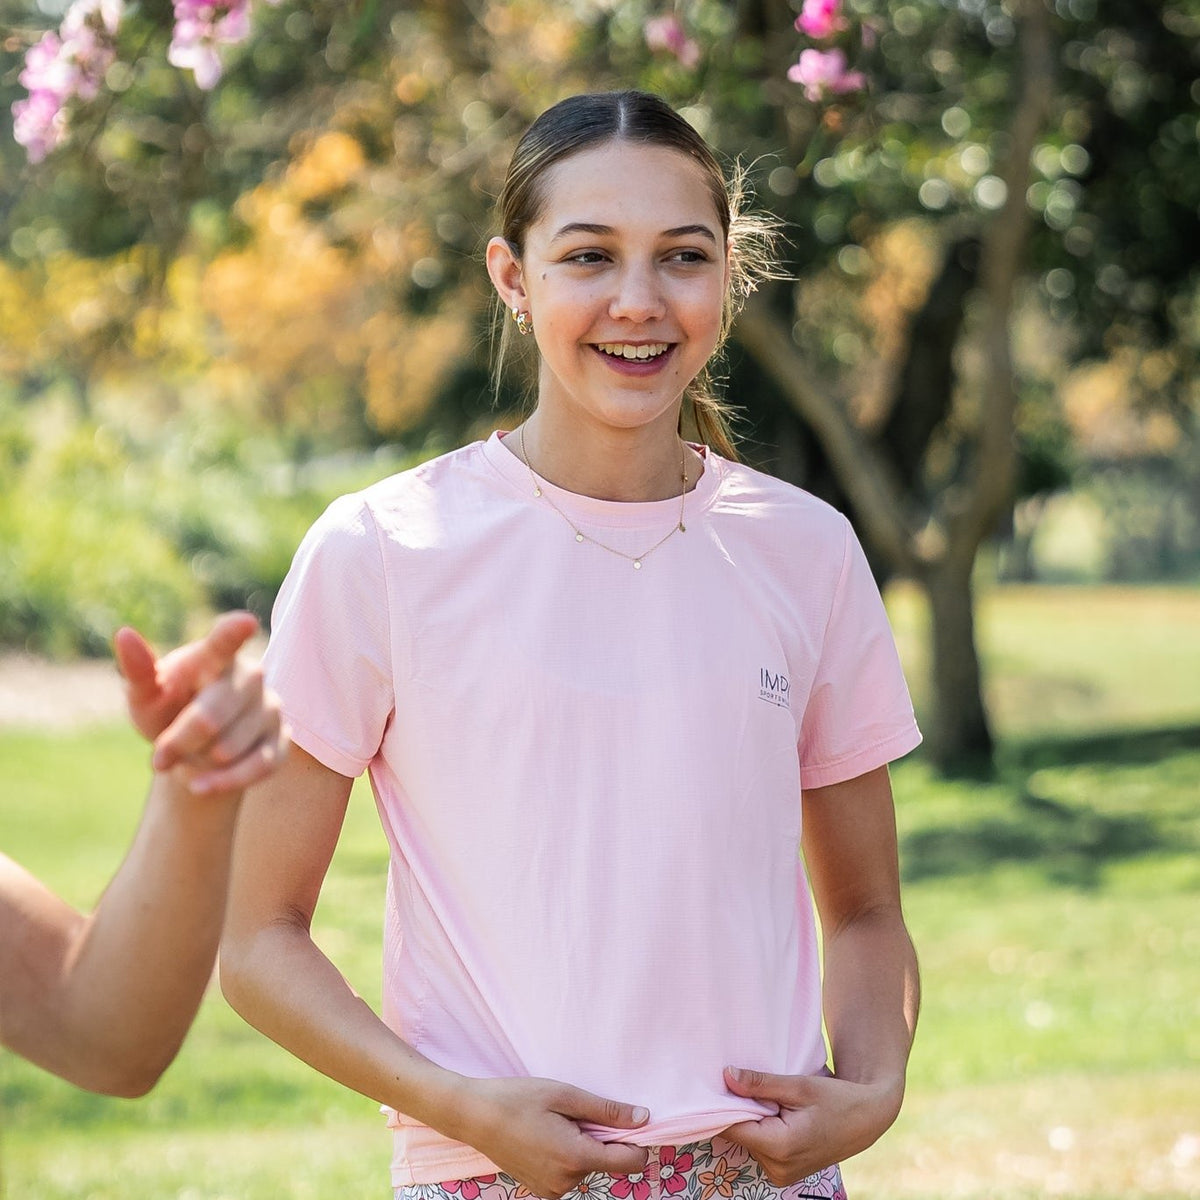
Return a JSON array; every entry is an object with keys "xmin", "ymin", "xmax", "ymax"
[{"xmin": 548, "ymin": 222, "xmax": 719, "ymax": 244}]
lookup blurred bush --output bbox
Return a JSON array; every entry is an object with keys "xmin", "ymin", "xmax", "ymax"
[{"xmin": 0, "ymin": 394, "xmax": 412, "ymax": 657}]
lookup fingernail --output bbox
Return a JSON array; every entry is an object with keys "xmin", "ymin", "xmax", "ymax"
[
  {"xmin": 152, "ymin": 749, "xmax": 168, "ymax": 770},
  {"xmin": 727, "ymin": 1067, "xmax": 744, "ymax": 1082},
  {"xmin": 632, "ymin": 1107, "xmax": 649, "ymax": 1124},
  {"xmin": 189, "ymin": 777, "xmax": 213, "ymax": 795}
]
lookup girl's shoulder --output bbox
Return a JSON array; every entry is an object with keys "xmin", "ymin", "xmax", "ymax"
[
  {"xmin": 708, "ymin": 453, "xmax": 852, "ymax": 544},
  {"xmin": 315, "ymin": 439, "xmax": 495, "ymax": 530}
]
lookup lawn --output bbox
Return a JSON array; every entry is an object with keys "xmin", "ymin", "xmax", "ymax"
[{"xmin": 2, "ymin": 584, "xmax": 1198, "ymax": 1199}]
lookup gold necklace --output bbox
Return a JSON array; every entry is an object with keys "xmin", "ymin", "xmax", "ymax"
[{"xmin": 518, "ymin": 424, "xmax": 688, "ymax": 570}]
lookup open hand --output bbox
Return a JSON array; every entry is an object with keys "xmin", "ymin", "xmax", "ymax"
[
  {"xmin": 448, "ymin": 1076, "xmax": 651, "ymax": 1199},
  {"xmin": 720, "ymin": 1067, "xmax": 903, "ymax": 1186},
  {"xmin": 114, "ymin": 612, "xmax": 288, "ymax": 795}
]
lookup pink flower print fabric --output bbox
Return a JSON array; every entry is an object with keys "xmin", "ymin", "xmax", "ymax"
[{"xmin": 394, "ymin": 1138, "xmax": 846, "ymax": 1200}]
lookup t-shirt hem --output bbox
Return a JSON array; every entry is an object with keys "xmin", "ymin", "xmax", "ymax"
[
  {"xmin": 800, "ymin": 723, "xmax": 923, "ymax": 790},
  {"xmin": 388, "ymin": 1107, "xmax": 775, "ymax": 1186}
]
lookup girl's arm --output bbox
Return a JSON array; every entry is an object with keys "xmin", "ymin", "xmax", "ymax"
[
  {"xmin": 0, "ymin": 615, "xmax": 287, "ymax": 1096},
  {"xmin": 219, "ymin": 742, "xmax": 651, "ymax": 1199},
  {"xmin": 722, "ymin": 764, "xmax": 919, "ymax": 1183}
]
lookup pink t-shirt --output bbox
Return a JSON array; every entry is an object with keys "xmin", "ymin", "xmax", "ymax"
[{"xmin": 263, "ymin": 431, "xmax": 921, "ymax": 1186}]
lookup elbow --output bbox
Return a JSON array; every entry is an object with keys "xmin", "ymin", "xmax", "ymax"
[
  {"xmin": 95, "ymin": 1065, "xmax": 165, "ymax": 1100},
  {"xmin": 70, "ymin": 1044, "xmax": 177, "ymax": 1098},
  {"xmin": 218, "ymin": 923, "xmax": 276, "ymax": 1017},
  {"xmin": 218, "ymin": 932, "xmax": 251, "ymax": 1013}
]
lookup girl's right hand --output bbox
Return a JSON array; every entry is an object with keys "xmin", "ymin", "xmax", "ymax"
[{"xmin": 446, "ymin": 1075, "xmax": 651, "ymax": 1199}]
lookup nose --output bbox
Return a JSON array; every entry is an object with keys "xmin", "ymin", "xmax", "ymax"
[{"xmin": 608, "ymin": 262, "xmax": 666, "ymax": 323}]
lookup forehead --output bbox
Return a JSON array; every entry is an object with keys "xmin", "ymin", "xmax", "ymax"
[{"xmin": 530, "ymin": 140, "xmax": 723, "ymax": 238}]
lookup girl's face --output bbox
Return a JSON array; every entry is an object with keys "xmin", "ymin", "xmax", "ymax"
[{"xmin": 489, "ymin": 140, "xmax": 729, "ymax": 440}]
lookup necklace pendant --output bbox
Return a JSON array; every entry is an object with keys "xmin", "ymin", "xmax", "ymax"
[
  {"xmin": 533, "ymin": 486, "xmax": 542, "ymax": 497},
  {"xmin": 679, "ymin": 521, "xmax": 686, "ymax": 532},
  {"xmin": 575, "ymin": 532, "xmax": 584, "ymax": 542},
  {"xmin": 633, "ymin": 559, "xmax": 642, "ymax": 569}
]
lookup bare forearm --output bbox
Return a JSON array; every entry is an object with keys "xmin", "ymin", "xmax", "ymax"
[
  {"xmin": 219, "ymin": 921, "xmax": 460, "ymax": 1128},
  {"xmin": 4, "ymin": 775, "xmax": 241, "ymax": 1095},
  {"xmin": 822, "ymin": 905, "xmax": 919, "ymax": 1102}
]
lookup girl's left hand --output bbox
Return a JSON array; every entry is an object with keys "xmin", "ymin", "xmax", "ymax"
[{"xmin": 719, "ymin": 1066, "xmax": 904, "ymax": 1186}]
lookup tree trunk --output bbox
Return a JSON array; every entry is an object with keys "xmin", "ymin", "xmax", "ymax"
[{"xmin": 922, "ymin": 559, "xmax": 994, "ymax": 771}]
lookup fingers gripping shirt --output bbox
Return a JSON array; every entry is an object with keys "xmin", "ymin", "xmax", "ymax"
[{"xmin": 263, "ymin": 432, "xmax": 921, "ymax": 1187}]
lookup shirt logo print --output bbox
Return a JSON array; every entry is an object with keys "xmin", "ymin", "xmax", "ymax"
[{"xmin": 759, "ymin": 667, "xmax": 791, "ymax": 709}]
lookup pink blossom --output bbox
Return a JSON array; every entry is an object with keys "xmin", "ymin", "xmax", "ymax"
[
  {"xmin": 58, "ymin": 25, "xmax": 116, "ymax": 101},
  {"xmin": 794, "ymin": 0, "xmax": 847, "ymax": 40},
  {"xmin": 12, "ymin": 89, "xmax": 69, "ymax": 163},
  {"xmin": 61, "ymin": 0, "xmax": 124, "ymax": 38},
  {"xmin": 443, "ymin": 1177, "xmax": 497, "ymax": 1200},
  {"xmin": 167, "ymin": 0, "xmax": 252, "ymax": 90},
  {"xmin": 612, "ymin": 1173, "xmax": 652, "ymax": 1200},
  {"xmin": 658, "ymin": 1147, "xmax": 694, "ymax": 1195},
  {"xmin": 643, "ymin": 14, "xmax": 701, "ymax": 70},
  {"xmin": 787, "ymin": 47, "xmax": 866, "ymax": 102},
  {"xmin": 12, "ymin": 0, "xmax": 123, "ymax": 162},
  {"xmin": 18, "ymin": 32, "xmax": 78, "ymax": 99}
]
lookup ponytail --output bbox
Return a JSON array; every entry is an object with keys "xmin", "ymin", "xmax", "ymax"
[{"xmin": 682, "ymin": 387, "xmax": 739, "ymax": 462}]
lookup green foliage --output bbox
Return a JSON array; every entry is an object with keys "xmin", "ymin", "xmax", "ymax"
[
  {"xmin": 0, "ymin": 396, "xmax": 418, "ymax": 654},
  {"xmin": 0, "ymin": 416, "xmax": 201, "ymax": 654}
]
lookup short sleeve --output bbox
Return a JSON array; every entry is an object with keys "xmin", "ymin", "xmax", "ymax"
[
  {"xmin": 798, "ymin": 516, "xmax": 922, "ymax": 790},
  {"xmin": 263, "ymin": 494, "xmax": 394, "ymax": 778}
]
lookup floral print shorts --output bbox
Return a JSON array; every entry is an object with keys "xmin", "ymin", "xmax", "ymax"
[{"xmin": 394, "ymin": 1135, "xmax": 846, "ymax": 1200}]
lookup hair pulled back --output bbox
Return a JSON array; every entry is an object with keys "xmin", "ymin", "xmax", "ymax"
[{"xmin": 495, "ymin": 90, "xmax": 779, "ymax": 460}]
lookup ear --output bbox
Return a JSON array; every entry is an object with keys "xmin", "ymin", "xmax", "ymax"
[{"xmin": 485, "ymin": 236, "xmax": 528, "ymax": 313}]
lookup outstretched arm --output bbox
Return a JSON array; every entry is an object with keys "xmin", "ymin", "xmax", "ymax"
[
  {"xmin": 722, "ymin": 764, "xmax": 919, "ymax": 1183},
  {"xmin": 0, "ymin": 613, "xmax": 288, "ymax": 1096}
]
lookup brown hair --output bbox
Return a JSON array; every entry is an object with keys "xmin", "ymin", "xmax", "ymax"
[{"xmin": 493, "ymin": 90, "xmax": 781, "ymax": 460}]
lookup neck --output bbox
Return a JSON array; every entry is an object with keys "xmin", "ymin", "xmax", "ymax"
[{"xmin": 515, "ymin": 409, "xmax": 697, "ymax": 503}]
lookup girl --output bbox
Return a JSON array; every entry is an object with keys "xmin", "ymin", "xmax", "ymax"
[{"xmin": 220, "ymin": 91, "xmax": 921, "ymax": 1200}]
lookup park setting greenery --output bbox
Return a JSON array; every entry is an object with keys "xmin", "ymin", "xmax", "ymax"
[
  {"xmin": 1, "ymin": 586, "xmax": 1198, "ymax": 1199},
  {"xmin": 1, "ymin": 0, "xmax": 1198, "ymax": 1195}
]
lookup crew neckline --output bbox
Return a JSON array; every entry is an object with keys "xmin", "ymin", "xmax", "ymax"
[{"xmin": 481, "ymin": 429, "xmax": 723, "ymax": 531}]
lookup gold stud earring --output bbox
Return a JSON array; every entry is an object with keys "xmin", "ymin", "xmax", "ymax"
[{"xmin": 512, "ymin": 306, "xmax": 532, "ymax": 336}]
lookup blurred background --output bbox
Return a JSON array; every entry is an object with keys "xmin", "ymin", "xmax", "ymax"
[{"xmin": 0, "ymin": 0, "xmax": 1197, "ymax": 1197}]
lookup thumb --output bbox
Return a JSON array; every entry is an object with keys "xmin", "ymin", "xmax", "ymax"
[
  {"xmin": 553, "ymin": 1085, "xmax": 651, "ymax": 1132},
  {"xmin": 157, "ymin": 611, "xmax": 259, "ymax": 694},
  {"xmin": 724, "ymin": 1067, "xmax": 816, "ymax": 1108},
  {"xmin": 113, "ymin": 626, "xmax": 160, "ymax": 705}
]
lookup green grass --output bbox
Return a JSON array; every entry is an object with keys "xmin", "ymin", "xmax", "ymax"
[{"xmin": 3, "ymin": 584, "xmax": 1200, "ymax": 1199}]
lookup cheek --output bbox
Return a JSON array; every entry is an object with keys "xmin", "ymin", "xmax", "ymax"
[{"xmin": 679, "ymin": 285, "xmax": 725, "ymax": 343}]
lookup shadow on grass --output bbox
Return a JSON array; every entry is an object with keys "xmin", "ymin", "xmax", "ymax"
[
  {"xmin": 900, "ymin": 723, "xmax": 1200, "ymax": 887},
  {"xmin": 1005, "ymin": 722, "xmax": 1200, "ymax": 770}
]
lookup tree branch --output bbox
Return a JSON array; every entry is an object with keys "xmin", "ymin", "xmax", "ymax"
[
  {"xmin": 734, "ymin": 295, "xmax": 919, "ymax": 572},
  {"xmin": 953, "ymin": 0, "xmax": 1055, "ymax": 562}
]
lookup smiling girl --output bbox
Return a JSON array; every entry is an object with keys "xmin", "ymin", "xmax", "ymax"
[{"xmin": 220, "ymin": 91, "xmax": 922, "ymax": 1200}]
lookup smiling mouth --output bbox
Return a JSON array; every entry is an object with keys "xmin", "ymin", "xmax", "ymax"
[{"xmin": 594, "ymin": 342, "xmax": 673, "ymax": 361}]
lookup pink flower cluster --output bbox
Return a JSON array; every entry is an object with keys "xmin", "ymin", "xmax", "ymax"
[
  {"xmin": 12, "ymin": 0, "xmax": 124, "ymax": 162},
  {"xmin": 643, "ymin": 13, "xmax": 701, "ymax": 70},
  {"xmin": 167, "ymin": 0, "xmax": 277, "ymax": 92},
  {"xmin": 788, "ymin": 0, "xmax": 866, "ymax": 103},
  {"xmin": 11, "ymin": 0, "xmax": 282, "ymax": 161},
  {"xmin": 795, "ymin": 0, "xmax": 848, "ymax": 39}
]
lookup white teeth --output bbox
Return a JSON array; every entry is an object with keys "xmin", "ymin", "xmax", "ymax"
[{"xmin": 596, "ymin": 342, "xmax": 670, "ymax": 360}]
